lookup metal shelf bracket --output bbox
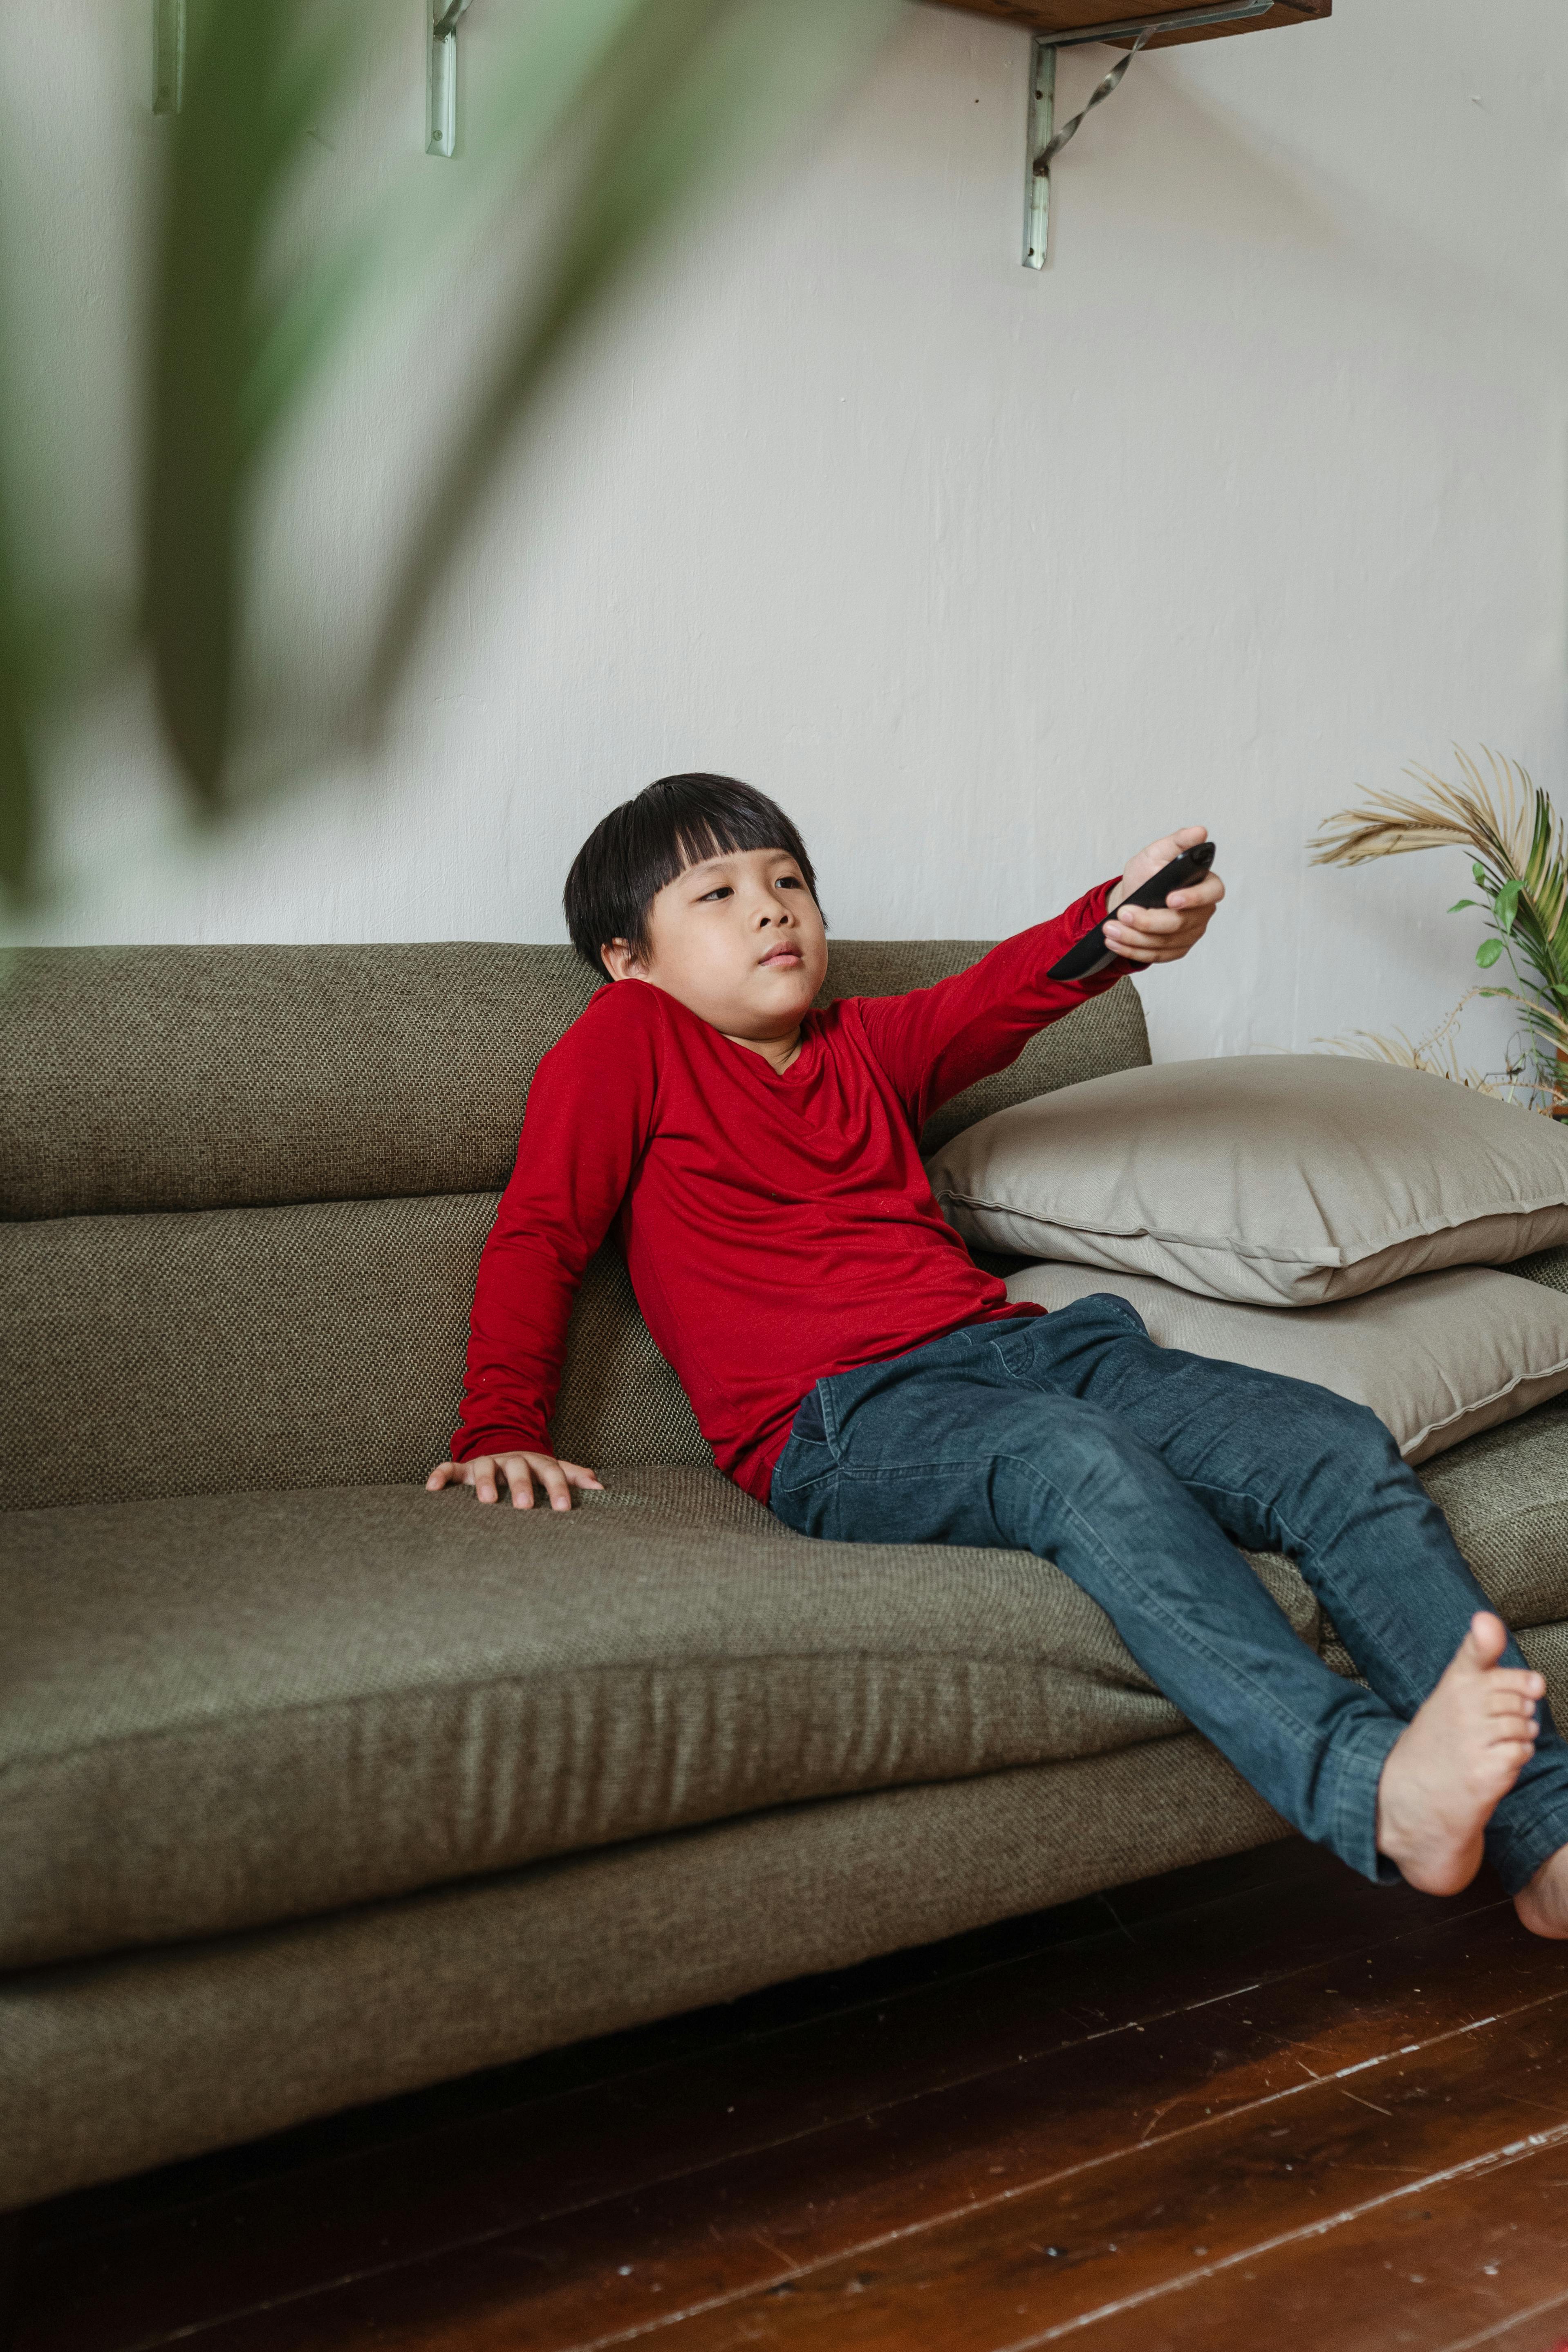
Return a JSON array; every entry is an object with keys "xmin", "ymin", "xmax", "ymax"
[
  {"xmin": 1024, "ymin": 0, "xmax": 1270, "ymax": 267},
  {"xmin": 427, "ymin": 0, "xmax": 475, "ymax": 158}
]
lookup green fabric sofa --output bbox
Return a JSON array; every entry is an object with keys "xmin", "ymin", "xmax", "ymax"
[{"xmin": 6, "ymin": 939, "xmax": 1568, "ymax": 2218}]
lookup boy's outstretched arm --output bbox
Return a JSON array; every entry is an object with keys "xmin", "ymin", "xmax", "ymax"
[
  {"xmin": 856, "ymin": 825, "xmax": 1225, "ymax": 1131},
  {"xmin": 427, "ymin": 986, "xmax": 659, "ymax": 1512}
]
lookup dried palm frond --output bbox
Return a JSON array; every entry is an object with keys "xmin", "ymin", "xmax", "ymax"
[
  {"xmin": 1319, "ymin": 990, "xmax": 1508, "ymax": 1098},
  {"xmin": 1313, "ymin": 750, "xmax": 1568, "ymax": 1066},
  {"xmin": 1311, "ymin": 747, "xmax": 1555, "ymax": 872},
  {"xmin": 1323, "ymin": 1032, "xmax": 1506, "ymax": 1094},
  {"xmin": 1317, "ymin": 988, "xmax": 1565, "ymax": 1116}
]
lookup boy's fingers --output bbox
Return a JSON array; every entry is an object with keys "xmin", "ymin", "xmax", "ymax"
[
  {"xmin": 1115, "ymin": 891, "xmax": 1220, "ymax": 934},
  {"xmin": 428, "ymin": 1456, "xmax": 583, "ymax": 1508},
  {"xmin": 1107, "ymin": 910, "xmax": 1217, "ymax": 962},
  {"xmin": 1108, "ymin": 932, "xmax": 1207, "ymax": 966},
  {"xmin": 496, "ymin": 1455, "xmax": 536, "ymax": 1509},
  {"xmin": 1113, "ymin": 904, "xmax": 1193, "ymax": 936},
  {"xmin": 533, "ymin": 1458, "xmax": 574, "ymax": 1513},
  {"xmin": 1139, "ymin": 825, "xmax": 1207, "ymax": 868},
  {"xmin": 1167, "ymin": 874, "xmax": 1225, "ymax": 910}
]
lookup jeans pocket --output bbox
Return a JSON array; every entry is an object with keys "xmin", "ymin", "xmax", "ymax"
[
  {"xmin": 992, "ymin": 1290, "xmax": 1148, "ymax": 1382},
  {"xmin": 771, "ymin": 1381, "xmax": 841, "ymax": 1511},
  {"xmin": 789, "ymin": 1380, "xmax": 833, "ymax": 1453},
  {"xmin": 770, "ymin": 1434, "xmax": 840, "ymax": 1538}
]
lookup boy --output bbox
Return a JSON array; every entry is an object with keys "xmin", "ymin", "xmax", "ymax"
[{"xmin": 429, "ymin": 772, "xmax": 1568, "ymax": 1934}]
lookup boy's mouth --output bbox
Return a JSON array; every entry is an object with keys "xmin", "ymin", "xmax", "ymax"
[{"xmin": 758, "ymin": 945, "xmax": 803, "ymax": 969}]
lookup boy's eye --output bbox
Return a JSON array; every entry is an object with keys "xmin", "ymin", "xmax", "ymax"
[{"xmin": 692, "ymin": 872, "xmax": 800, "ymax": 902}]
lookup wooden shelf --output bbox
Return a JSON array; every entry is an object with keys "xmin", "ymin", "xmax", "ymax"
[{"xmin": 931, "ymin": 0, "xmax": 1329, "ymax": 50}]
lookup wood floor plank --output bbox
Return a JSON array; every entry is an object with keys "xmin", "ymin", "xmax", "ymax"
[
  {"xmin": 21, "ymin": 1847, "xmax": 1478, "ymax": 2352},
  {"xmin": 596, "ymin": 1958, "xmax": 1568, "ymax": 2352},
  {"xmin": 1436, "ymin": 2292, "xmax": 1568, "ymax": 2352},
  {"xmin": 87, "ymin": 1902, "xmax": 1566, "ymax": 2352},
  {"xmin": 1062, "ymin": 2120, "xmax": 1568, "ymax": 2352}
]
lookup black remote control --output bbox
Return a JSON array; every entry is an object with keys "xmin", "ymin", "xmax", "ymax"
[{"xmin": 1046, "ymin": 840, "xmax": 1217, "ymax": 983}]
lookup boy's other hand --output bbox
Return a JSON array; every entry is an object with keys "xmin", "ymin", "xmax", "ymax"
[
  {"xmin": 425, "ymin": 1452, "xmax": 603, "ymax": 1512},
  {"xmin": 1105, "ymin": 825, "xmax": 1225, "ymax": 965}
]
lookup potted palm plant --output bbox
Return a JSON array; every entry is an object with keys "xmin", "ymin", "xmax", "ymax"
[{"xmin": 1313, "ymin": 749, "xmax": 1568, "ymax": 1115}]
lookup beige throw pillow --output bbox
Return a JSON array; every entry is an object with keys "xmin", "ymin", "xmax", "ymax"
[
  {"xmin": 1002, "ymin": 1261, "xmax": 1568, "ymax": 1464},
  {"xmin": 930, "ymin": 1055, "xmax": 1568, "ymax": 1307}
]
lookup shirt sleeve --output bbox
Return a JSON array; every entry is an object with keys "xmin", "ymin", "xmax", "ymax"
[
  {"xmin": 450, "ymin": 986, "xmax": 660, "ymax": 1463},
  {"xmin": 852, "ymin": 879, "xmax": 1132, "ymax": 1135}
]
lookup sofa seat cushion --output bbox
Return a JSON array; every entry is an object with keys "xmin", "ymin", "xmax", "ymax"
[
  {"xmin": 4, "ymin": 1468, "xmax": 1241, "ymax": 1972},
  {"xmin": 12, "ymin": 1402, "xmax": 1561, "ymax": 1977},
  {"xmin": 1415, "ymin": 1396, "xmax": 1568, "ymax": 1627}
]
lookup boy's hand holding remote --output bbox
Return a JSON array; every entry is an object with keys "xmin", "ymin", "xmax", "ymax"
[{"xmin": 1102, "ymin": 824, "xmax": 1225, "ymax": 964}]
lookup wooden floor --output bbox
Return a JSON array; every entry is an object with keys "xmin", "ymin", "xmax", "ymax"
[{"xmin": 16, "ymin": 1835, "xmax": 1568, "ymax": 2352}]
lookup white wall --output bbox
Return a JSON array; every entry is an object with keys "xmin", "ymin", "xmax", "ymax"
[{"xmin": 6, "ymin": 0, "xmax": 1568, "ymax": 1071}]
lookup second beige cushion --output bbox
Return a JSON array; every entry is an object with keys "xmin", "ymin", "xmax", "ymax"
[
  {"xmin": 1003, "ymin": 1261, "xmax": 1568, "ymax": 1463},
  {"xmin": 930, "ymin": 1054, "xmax": 1568, "ymax": 1306}
]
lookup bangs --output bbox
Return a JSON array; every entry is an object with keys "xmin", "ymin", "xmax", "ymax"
[{"xmin": 663, "ymin": 804, "xmax": 796, "ymax": 888}]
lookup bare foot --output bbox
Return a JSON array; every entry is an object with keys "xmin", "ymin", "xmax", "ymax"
[
  {"xmin": 1375, "ymin": 1612, "xmax": 1544, "ymax": 1895},
  {"xmin": 1515, "ymin": 1846, "xmax": 1568, "ymax": 1938}
]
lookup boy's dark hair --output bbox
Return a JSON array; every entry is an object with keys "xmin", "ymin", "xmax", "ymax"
[{"xmin": 564, "ymin": 773, "xmax": 820, "ymax": 977}]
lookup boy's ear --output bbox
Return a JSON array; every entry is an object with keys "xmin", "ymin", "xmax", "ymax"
[{"xmin": 600, "ymin": 938, "xmax": 642, "ymax": 981}]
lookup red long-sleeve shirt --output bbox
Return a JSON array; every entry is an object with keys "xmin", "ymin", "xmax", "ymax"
[{"xmin": 453, "ymin": 883, "xmax": 1129, "ymax": 1502}]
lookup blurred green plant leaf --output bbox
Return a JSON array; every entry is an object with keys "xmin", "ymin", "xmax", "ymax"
[
  {"xmin": 145, "ymin": 0, "xmax": 366, "ymax": 804},
  {"xmin": 0, "ymin": 612, "xmax": 32, "ymax": 904},
  {"xmin": 362, "ymin": 0, "xmax": 898, "ymax": 730},
  {"xmin": 246, "ymin": 0, "xmax": 654, "ymax": 454},
  {"xmin": 1476, "ymin": 937, "xmax": 1505, "ymax": 968},
  {"xmin": 0, "ymin": 211, "xmax": 38, "ymax": 900},
  {"xmin": 1494, "ymin": 875, "xmax": 1523, "ymax": 933}
]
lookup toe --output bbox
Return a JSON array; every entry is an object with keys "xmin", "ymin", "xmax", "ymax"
[{"xmin": 1466, "ymin": 1611, "xmax": 1510, "ymax": 1669}]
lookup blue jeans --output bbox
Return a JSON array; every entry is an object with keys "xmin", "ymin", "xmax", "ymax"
[{"xmin": 770, "ymin": 1295, "xmax": 1568, "ymax": 1892}]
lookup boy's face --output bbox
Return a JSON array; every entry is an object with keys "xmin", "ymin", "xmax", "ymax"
[{"xmin": 602, "ymin": 845, "xmax": 828, "ymax": 1042}]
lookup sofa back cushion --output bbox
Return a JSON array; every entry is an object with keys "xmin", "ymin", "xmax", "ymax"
[
  {"xmin": 1, "ymin": 943, "xmax": 1150, "ymax": 1509},
  {"xmin": 3, "ymin": 943, "xmax": 598, "ymax": 1219}
]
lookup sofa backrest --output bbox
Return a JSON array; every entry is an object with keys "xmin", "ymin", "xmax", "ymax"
[{"xmin": 1, "ymin": 943, "xmax": 1150, "ymax": 1509}]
